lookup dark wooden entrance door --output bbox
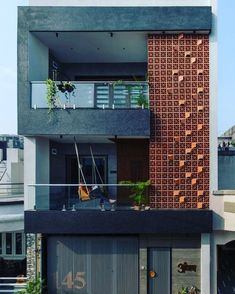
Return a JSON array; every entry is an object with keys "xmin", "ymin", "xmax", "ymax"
[
  {"xmin": 117, "ymin": 139, "xmax": 149, "ymax": 205},
  {"xmin": 148, "ymin": 248, "xmax": 171, "ymax": 294}
]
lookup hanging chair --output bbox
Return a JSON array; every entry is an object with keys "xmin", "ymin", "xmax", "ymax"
[
  {"xmin": 74, "ymin": 138, "xmax": 106, "ymax": 202},
  {"xmin": 74, "ymin": 137, "xmax": 91, "ymax": 201},
  {"xmin": 79, "ymin": 184, "xmax": 90, "ymax": 201}
]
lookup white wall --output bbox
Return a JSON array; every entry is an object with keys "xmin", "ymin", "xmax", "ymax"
[
  {"xmin": 209, "ymin": 0, "xmax": 218, "ymax": 195},
  {"xmin": 24, "ymin": 137, "xmax": 50, "ymax": 210},
  {"xmin": 0, "ymin": 148, "xmax": 24, "ymax": 186},
  {"xmin": 29, "ymin": 34, "xmax": 49, "ymax": 81},
  {"xmin": 29, "ymin": 0, "xmax": 210, "ymax": 6}
]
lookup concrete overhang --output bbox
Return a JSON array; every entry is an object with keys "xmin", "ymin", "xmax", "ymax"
[{"xmin": 25, "ymin": 209, "xmax": 213, "ymax": 234}]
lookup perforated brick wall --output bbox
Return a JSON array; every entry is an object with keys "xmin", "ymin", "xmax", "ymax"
[{"xmin": 148, "ymin": 34, "xmax": 209, "ymax": 209}]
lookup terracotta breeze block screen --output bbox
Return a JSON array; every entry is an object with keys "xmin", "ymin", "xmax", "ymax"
[{"xmin": 148, "ymin": 34, "xmax": 209, "ymax": 209}]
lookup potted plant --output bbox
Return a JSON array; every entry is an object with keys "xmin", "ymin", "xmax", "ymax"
[
  {"xmin": 119, "ymin": 180, "xmax": 150, "ymax": 210},
  {"xmin": 57, "ymin": 81, "xmax": 76, "ymax": 94},
  {"xmin": 136, "ymin": 93, "xmax": 149, "ymax": 108}
]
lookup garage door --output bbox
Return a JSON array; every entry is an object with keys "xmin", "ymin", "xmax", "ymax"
[{"xmin": 47, "ymin": 236, "xmax": 139, "ymax": 294}]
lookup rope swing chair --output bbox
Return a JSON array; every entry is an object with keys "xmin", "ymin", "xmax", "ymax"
[{"xmin": 74, "ymin": 137, "xmax": 106, "ymax": 203}]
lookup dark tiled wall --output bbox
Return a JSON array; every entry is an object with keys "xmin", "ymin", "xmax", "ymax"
[{"xmin": 148, "ymin": 34, "xmax": 209, "ymax": 209}]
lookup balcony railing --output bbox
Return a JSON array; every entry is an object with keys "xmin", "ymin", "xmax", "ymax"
[
  {"xmin": 27, "ymin": 184, "xmax": 149, "ymax": 211},
  {"xmin": 0, "ymin": 277, "xmax": 27, "ymax": 293},
  {"xmin": 31, "ymin": 81, "xmax": 149, "ymax": 109},
  {"xmin": 0, "ymin": 183, "xmax": 24, "ymax": 199}
]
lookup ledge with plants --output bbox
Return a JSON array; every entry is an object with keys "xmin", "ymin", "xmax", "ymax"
[{"xmin": 45, "ymin": 79, "xmax": 76, "ymax": 114}]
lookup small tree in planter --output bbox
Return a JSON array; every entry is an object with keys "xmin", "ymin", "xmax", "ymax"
[
  {"xmin": 136, "ymin": 93, "xmax": 149, "ymax": 108},
  {"xmin": 119, "ymin": 180, "xmax": 150, "ymax": 210}
]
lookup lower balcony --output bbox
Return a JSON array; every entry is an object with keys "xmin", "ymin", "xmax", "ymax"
[{"xmin": 25, "ymin": 184, "xmax": 213, "ymax": 235}]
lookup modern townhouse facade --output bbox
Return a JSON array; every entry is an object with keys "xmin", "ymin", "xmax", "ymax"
[{"xmin": 18, "ymin": 1, "xmax": 219, "ymax": 293}]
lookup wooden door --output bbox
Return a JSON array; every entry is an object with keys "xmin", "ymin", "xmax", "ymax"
[{"xmin": 117, "ymin": 139, "xmax": 149, "ymax": 205}]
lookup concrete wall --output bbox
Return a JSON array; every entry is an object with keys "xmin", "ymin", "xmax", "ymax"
[
  {"xmin": 29, "ymin": 0, "xmax": 211, "ymax": 6},
  {"xmin": 24, "ymin": 137, "xmax": 50, "ymax": 210},
  {"xmin": 209, "ymin": 0, "xmax": 218, "ymax": 194},
  {"xmin": 212, "ymin": 190, "xmax": 235, "ymax": 231},
  {"xmin": 29, "ymin": 34, "xmax": 49, "ymax": 81},
  {"xmin": 172, "ymin": 248, "xmax": 201, "ymax": 292}
]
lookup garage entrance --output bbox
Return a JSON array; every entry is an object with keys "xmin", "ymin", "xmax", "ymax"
[{"xmin": 47, "ymin": 236, "xmax": 139, "ymax": 294}]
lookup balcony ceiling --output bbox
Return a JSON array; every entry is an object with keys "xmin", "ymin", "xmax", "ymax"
[
  {"xmin": 40, "ymin": 135, "xmax": 149, "ymax": 144},
  {"xmin": 32, "ymin": 31, "xmax": 147, "ymax": 63}
]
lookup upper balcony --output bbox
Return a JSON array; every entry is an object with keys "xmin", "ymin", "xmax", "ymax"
[
  {"xmin": 18, "ymin": 30, "xmax": 150, "ymax": 137},
  {"xmin": 28, "ymin": 80, "xmax": 150, "ymax": 136}
]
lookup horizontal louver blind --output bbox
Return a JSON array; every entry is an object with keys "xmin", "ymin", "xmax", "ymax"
[{"xmin": 95, "ymin": 84, "xmax": 110, "ymax": 108}]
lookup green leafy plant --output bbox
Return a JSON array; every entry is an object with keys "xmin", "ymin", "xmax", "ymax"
[
  {"xmin": 16, "ymin": 277, "xmax": 45, "ymax": 294},
  {"xmin": 46, "ymin": 79, "xmax": 57, "ymax": 114},
  {"xmin": 132, "ymin": 84, "xmax": 148, "ymax": 108},
  {"xmin": 178, "ymin": 287, "xmax": 188, "ymax": 294},
  {"xmin": 178, "ymin": 286, "xmax": 200, "ymax": 294},
  {"xmin": 188, "ymin": 286, "xmax": 200, "ymax": 294},
  {"xmin": 119, "ymin": 180, "xmax": 150, "ymax": 206},
  {"xmin": 136, "ymin": 93, "xmax": 149, "ymax": 108},
  {"xmin": 57, "ymin": 81, "xmax": 76, "ymax": 94},
  {"xmin": 112, "ymin": 80, "xmax": 123, "ymax": 88}
]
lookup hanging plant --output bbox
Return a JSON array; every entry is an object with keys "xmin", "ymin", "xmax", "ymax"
[
  {"xmin": 46, "ymin": 79, "xmax": 58, "ymax": 113},
  {"xmin": 57, "ymin": 81, "xmax": 76, "ymax": 93}
]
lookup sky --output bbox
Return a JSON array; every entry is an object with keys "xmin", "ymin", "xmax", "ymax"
[{"xmin": 0, "ymin": 0, "xmax": 234, "ymax": 135}]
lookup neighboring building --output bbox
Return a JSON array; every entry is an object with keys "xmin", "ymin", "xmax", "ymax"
[
  {"xmin": 215, "ymin": 130, "xmax": 235, "ymax": 294},
  {"xmin": 0, "ymin": 135, "xmax": 26, "ymax": 291},
  {"xmin": 18, "ymin": 1, "xmax": 220, "ymax": 293},
  {"xmin": 218, "ymin": 135, "xmax": 235, "ymax": 190},
  {"xmin": 222, "ymin": 125, "xmax": 235, "ymax": 142}
]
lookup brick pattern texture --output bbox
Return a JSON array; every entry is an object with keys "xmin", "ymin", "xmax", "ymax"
[{"xmin": 148, "ymin": 34, "xmax": 209, "ymax": 209}]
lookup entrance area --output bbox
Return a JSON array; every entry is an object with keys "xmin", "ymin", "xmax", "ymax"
[
  {"xmin": 218, "ymin": 241, "xmax": 235, "ymax": 294},
  {"xmin": 148, "ymin": 248, "xmax": 171, "ymax": 294}
]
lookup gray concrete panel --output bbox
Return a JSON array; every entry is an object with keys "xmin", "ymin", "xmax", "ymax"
[
  {"xmin": 18, "ymin": 6, "xmax": 211, "ymax": 32},
  {"xmin": 18, "ymin": 109, "xmax": 150, "ymax": 136}
]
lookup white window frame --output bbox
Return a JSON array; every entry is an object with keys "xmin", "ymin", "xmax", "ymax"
[{"xmin": 0, "ymin": 231, "xmax": 26, "ymax": 259}]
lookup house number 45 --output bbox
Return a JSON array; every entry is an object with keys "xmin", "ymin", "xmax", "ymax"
[{"xmin": 60, "ymin": 271, "xmax": 86, "ymax": 289}]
